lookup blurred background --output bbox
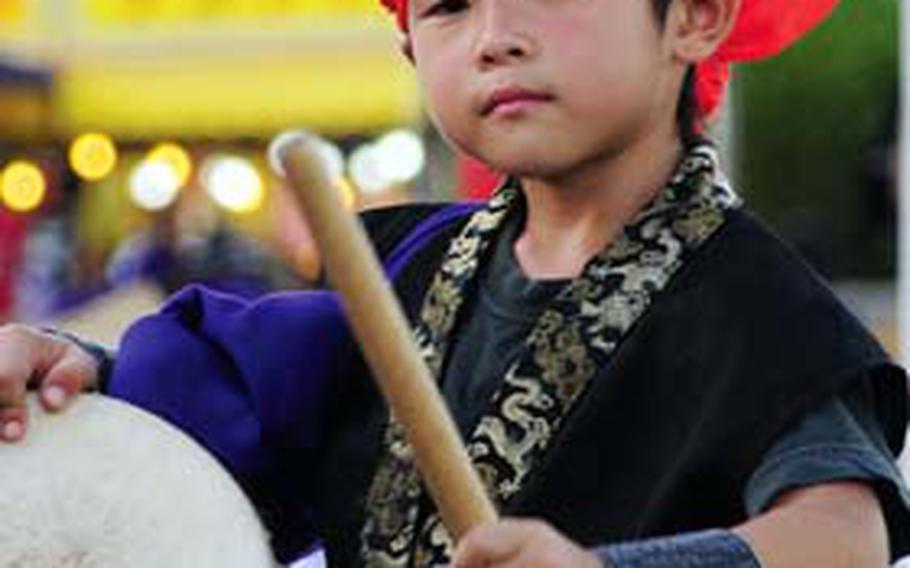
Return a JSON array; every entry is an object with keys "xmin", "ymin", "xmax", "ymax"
[
  {"xmin": 0, "ymin": 0, "xmax": 898, "ymax": 347},
  {"xmin": 0, "ymin": 0, "xmax": 475, "ymax": 343},
  {"xmin": 0, "ymin": 0, "xmax": 905, "ymax": 562}
]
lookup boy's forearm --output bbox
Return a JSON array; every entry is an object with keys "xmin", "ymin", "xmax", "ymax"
[
  {"xmin": 734, "ymin": 481, "xmax": 889, "ymax": 568},
  {"xmin": 597, "ymin": 481, "xmax": 887, "ymax": 568}
]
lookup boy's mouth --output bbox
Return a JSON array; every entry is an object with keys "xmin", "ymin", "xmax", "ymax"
[{"xmin": 481, "ymin": 86, "xmax": 554, "ymax": 117}]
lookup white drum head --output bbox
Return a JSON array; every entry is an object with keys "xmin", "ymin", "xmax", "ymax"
[{"xmin": 0, "ymin": 394, "xmax": 275, "ymax": 567}]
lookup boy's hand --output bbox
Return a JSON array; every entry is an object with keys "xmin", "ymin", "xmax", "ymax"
[
  {"xmin": 451, "ymin": 519, "xmax": 603, "ymax": 568},
  {"xmin": 0, "ymin": 324, "xmax": 100, "ymax": 443}
]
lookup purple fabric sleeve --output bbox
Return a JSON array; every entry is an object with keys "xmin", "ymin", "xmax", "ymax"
[
  {"xmin": 106, "ymin": 203, "xmax": 478, "ymax": 561},
  {"xmin": 109, "ymin": 287, "xmax": 353, "ymax": 560},
  {"xmin": 109, "ymin": 287, "xmax": 350, "ymax": 475}
]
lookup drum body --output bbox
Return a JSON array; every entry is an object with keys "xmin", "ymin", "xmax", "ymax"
[{"xmin": 0, "ymin": 394, "xmax": 275, "ymax": 568}]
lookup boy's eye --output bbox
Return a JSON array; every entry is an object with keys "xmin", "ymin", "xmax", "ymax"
[{"xmin": 421, "ymin": 0, "xmax": 469, "ymax": 18}]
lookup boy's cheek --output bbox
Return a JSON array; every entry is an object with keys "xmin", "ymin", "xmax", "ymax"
[{"xmin": 417, "ymin": 67, "xmax": 469, "ymax": 118}]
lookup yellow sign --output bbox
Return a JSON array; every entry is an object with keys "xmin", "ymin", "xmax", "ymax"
[
  {"xmin": 48, "ymin": 0, "xmax": 417, "ymax": 139},
  {"xmin": 56, "ymin": 52, "xmax": 419, "ymax": 138},
  {"xmin": 0, "ymin": 0, "xmax": 24, "ymax": 22},
  {"xmin": 84, "ymin": 0, "xmax": 377, "ymax": 24},
  {"xmin": 0, "ymin": 0, "xmax": 28, "ymax": 37}
]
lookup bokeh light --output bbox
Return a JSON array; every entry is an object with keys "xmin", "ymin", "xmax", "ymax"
[
  {"xmin": 69, "ymin": 133, "xmax": 119, "ymax": 182},
  {"xmin": 348, "ymin": 130, "xmax": 425, "ymax": 195},
  {"xmin": 374, "ymin": 129, "xmax": 425, "ymax": 184},
  {"xmin": 267, "ymin": 130, "xmax": 344, "ymax": 183},
  {"xmin": 129, "ymin": 159, "xmax": 181, "ymax": 211},
  {"xmin": 1, "ymin": 161, "xmax": 47, "ymax": 213},
  {"xmin": 349, "ymin": 142, "xmax": 388, "ymax": 195},
  {"xmin": 147, "ymin": 142, "xmax": 193, "ymax": 188},
  {"xmin": 202, "ymin": 155, "xmax": 265, "ymax": 214}
]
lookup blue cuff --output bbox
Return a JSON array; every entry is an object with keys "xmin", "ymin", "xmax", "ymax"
[
  {"xmin": 40, "ymin": 328, "xmax": 115, "ymax": 392},
  {"xmin": 595, "ymin": 529, "xmax": 761, "ymax": 568}
]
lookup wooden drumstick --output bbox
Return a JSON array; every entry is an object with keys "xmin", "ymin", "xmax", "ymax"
[{"xmin": 277, "ymin": 139, "xmax": 498, "ymax": 541}]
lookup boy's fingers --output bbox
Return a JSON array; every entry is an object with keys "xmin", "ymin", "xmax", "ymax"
[
  {"xmin": 0, "ymin": 359, "xmax": 29, "ymax": 411},
  {"xmin": 0, "ymin": 405, "xmax": 27, "ymax": 443},
  {"xmin": 0, "ymin": 326, "xmax": 41, "ymax": 442},
  {"xmin": 0, "ymin": 326, "xmax": 41, "ymax": 409},
  {"xmin": 41, "ymin": 347, "xmax": 98, "ymax": 412},
  {"xmin": 0, "ymin": 324, "xmax": 95, "ymax": 429},
  {"xmin": 452, "ymin": 521, "xmax": 529, "ymax": 567}
]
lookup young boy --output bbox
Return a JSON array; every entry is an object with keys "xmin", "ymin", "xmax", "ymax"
[{"xmin": 0, "ymin": 0, "xmax": 908, "ymax": 566}]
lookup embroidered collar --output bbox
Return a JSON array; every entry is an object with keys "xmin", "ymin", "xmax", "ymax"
[{"xmin": 361, "ymin": 145, "xmax": 740, "ymax": 566}]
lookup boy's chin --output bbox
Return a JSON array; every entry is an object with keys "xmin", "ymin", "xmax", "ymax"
[
  {"xmin": 466, "ymin": 136, "xmax": 609, "ymax": 181},
  {"xmin": 480, "ymin": 155, "xmax": 580, "ymax": 181}
]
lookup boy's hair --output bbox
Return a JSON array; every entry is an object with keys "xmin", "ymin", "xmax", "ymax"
[
  {"xmin": 651, "ymin": 0, "xmax": 674, "ymax": 20},
  {"xmin": 677, "ymin": 69, "xmax": 700, "ymax": 147}
]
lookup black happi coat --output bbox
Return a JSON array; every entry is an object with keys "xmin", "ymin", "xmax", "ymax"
[
  {"xmin": 110, "ymin": 150, "xmax": 908, "ymax": 566},
  {"xmin": 309, "ymin": 203, "xmax": 906, "ymax": 567}
]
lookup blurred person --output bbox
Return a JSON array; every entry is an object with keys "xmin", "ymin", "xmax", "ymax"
[
  {"xmin": 260, "ymin": 180, "xmax": 322, "ymax": 283},
  {"xmin": 13, "ymin": 158, "xmax": 105, "ymax": 322},
  {"xmin": 0, "ymin": 1, "xmax": 908, "ymax": 567},
  {"xmin": 107, "ymin": 180, "xmax": 305, "ymax": 298}
]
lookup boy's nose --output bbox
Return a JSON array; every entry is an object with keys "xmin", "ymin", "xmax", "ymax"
[
  {"xmin": 477, "ymin": 38, "xmax": 530, "ymax": 67},
  {"xmin": 472, "ymin": 2, "xmax": 536, "ymax": 68}
]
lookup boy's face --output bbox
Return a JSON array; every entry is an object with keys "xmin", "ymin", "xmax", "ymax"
[{"xmin": 408, "ymin": 0, "xmax": 681, "ymax": 180}]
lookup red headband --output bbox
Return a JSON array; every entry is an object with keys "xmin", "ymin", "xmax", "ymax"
[{"xmin": 379, "ymin": 0, "xmax": 838, "ymax": 119}]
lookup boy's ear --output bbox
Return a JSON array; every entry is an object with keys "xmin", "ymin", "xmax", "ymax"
[
  {"xmin": 667, "ymin": 0, "xmax": 741, "ymax": 64},
  {"xmin": 401, "ymin": 38, "xmax": 415, "ymax": 64}
]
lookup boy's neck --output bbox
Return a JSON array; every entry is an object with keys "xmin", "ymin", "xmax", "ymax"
[{"xmin": 514, "ymin": 131, "xmax": 682, "ymax": 281}]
